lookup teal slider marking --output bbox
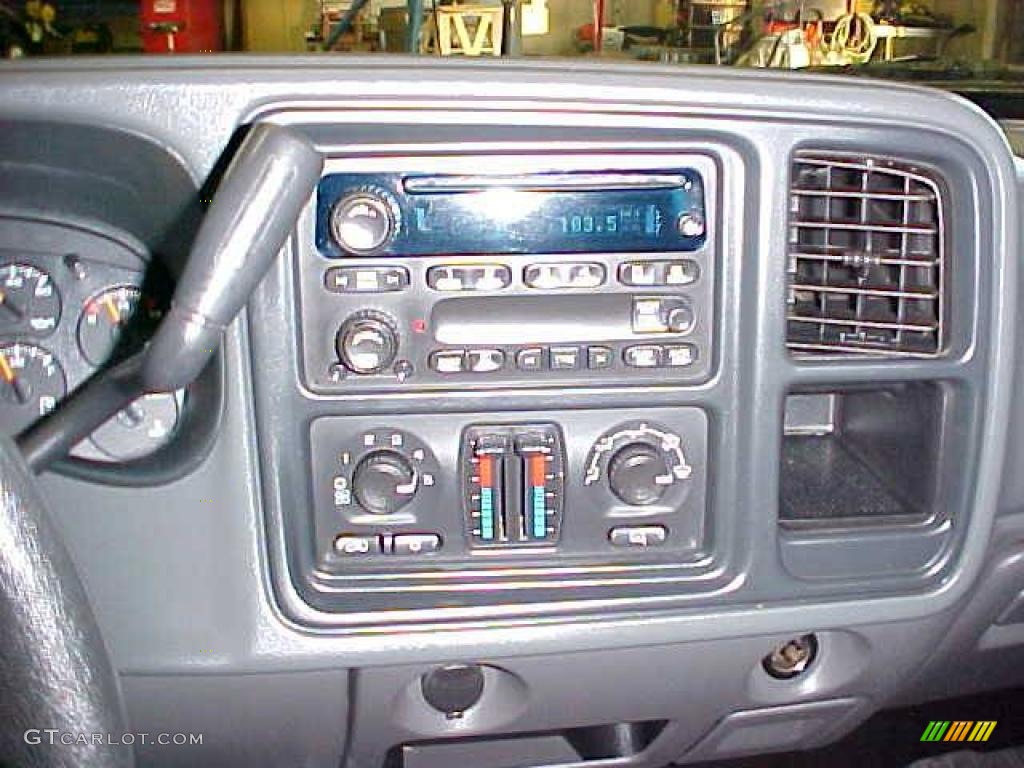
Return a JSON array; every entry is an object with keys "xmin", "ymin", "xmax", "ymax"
[
  {"xmin": 481, "ymin": 487, "xmax": 495, "ymax": 540},
  {"xmin": 532, "ymin": 486, "xmax": 546, "ymax": 538}
]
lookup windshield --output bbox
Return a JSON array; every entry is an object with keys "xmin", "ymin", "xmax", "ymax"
[{"xmin": 2, "ymin": 1, "xmax": 1023, "ymax": 117}]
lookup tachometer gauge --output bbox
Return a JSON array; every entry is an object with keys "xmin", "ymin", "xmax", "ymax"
[
  {"xmin": 0, "ymin": 342, "xmax": 67, "ymax": 434},
  {"xmin": 0, "ymin": 263, "xmax": 61, "ymax": 336},
  {"xmin": 78, "ymin": 285, "xmax": 163, "ymax": 366}
]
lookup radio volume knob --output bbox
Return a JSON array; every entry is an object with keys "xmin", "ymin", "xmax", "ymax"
[
  {"xmin": 607, "ymin": 443, "xmax": 669, "ymax": 506},
  {"xmin": 329, "ymin": 188, "xmax": 399, "ymax": 255},
  {"xmin": 337, "ymin": 311, "xmax": 398, "ymax": 375}
]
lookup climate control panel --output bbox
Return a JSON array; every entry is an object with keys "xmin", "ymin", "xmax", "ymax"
[{"xmin": 306, "ymin": 408, "xmax": 708, "ymax": 575}]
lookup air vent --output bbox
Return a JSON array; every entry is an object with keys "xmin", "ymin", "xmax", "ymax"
[{"xmin": 787, "ymin": 153, "xmax": 945, "ymax": 357}]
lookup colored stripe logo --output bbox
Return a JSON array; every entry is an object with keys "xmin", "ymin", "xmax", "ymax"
[{"xmin": 921, "ymin": 721, "xmax": 996, "ymax": 742}]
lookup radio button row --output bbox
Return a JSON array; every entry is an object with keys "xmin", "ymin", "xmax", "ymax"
[
  {"xmin": 619, "ymin": 260, "xmax": 699, "ymax": 287},
  {"xmin": 325, "ymin": 266, "xmax": 409, "ymax": 294},
  {"xmin": 524, "ymin": 262, "xmax": 605, "ymax": 290},
  {"xmin": 427, "ymin": 264, "xmax": 511, "ymax": 292},
  {"xmin": 624, "ymin": 343, "xmax": 698, "ymax": 368}
]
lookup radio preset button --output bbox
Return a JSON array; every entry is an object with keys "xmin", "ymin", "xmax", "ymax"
[
  {"xmin": 587, "ymin": 346, "xmax": 613, "ymax": 369},
  {"xmin": 392, "ymin": 533, "xmax": 442, "ymax": 555},
  {"xmin": 325, "ymin": 266, "xmax": 409, "ymax": 294},
  {"xmin": 430, "ymin": 350, "xmax": 466, "ymax": 374},
  {"xmin": 621, "ymin": 262, "xmax": 659, "ymax": 286},
  {"xmin": 665, "ymin": 344, "xmax": 698, "ymax": 367},
  {"xmin": 428, "ymin": 264, "xmax": 511, "ymax": 292},
  {"xmin": 525, "ymin": 262, "xmax": 605, "ymax": 290},
  {"xmin": 624, "ymin": 345, "xmax": 662, "ymax": 368},
  {"xmin": 467, "ymin": 349, "xmax": 505, "ymax": 373},
  {"xmin": 665, "ymin": 261, "xmax": 700, "ymax": 286},
  {"xmin": 619, "ymin": 260, "xmax": 699, "ymax": 287},
  {"xmin": 516, "ymin": 348, "xmax": 546, "ymax": 371},
  {"xmin": 550, "ymin": 346, "xmax": 581, "ymax": 370}
]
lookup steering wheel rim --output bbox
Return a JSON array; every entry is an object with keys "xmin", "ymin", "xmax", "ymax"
[{"xmin": 0, "ymin": 434, "xmax": 133, "ymax": 767}]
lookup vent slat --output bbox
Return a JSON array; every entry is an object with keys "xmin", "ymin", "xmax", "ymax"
[
  {"xmin": 791, "ymin": 220, "xmax": 937, "ymax": 235},
  {"xmin": 787, "ymin": 315, "xmax": 938, "ymax": 333},
  {"xmin": 787, "ymin": 152, "xmax": 945, "ymax": 357},
  {"xmin": 790, "ymin": 283, "xmax": 938, "ymax": 300}
]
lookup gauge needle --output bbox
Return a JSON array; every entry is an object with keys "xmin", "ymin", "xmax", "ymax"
[
  {"xmin": 103, "ymin": 296, "xmax": 122, "ymax": 324},
  {"xmin": 0, "ymin": 353, "xmax": 28, "ymax": 404}
]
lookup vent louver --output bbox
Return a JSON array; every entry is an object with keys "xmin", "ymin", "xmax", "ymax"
[{"xmin": 787, "ymin": 153, "xmax": 945, "ymax": 357}]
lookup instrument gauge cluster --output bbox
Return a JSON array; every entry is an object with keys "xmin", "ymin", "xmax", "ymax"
[{"xmin": 0, "ymin": 247, "xmax": 181, "ymax": 465}]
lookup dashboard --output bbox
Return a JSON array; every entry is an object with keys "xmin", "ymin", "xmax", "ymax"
[{"xmin": 0, "ymin": 57, "xmax": 1023, "ymax": 768}]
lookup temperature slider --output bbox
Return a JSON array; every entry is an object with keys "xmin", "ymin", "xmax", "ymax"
[{"xmin": 462, "ymin": 424, "xmax": 564, "ymax": 549}]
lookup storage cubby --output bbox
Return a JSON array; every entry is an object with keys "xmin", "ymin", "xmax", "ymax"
[{"xmin": 780, "ymin": 383, "xmax": 951, "ymax": 529}]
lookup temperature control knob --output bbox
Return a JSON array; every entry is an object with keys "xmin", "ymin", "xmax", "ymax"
[
  {"xmin": 607, "ymin": 443, "xmax": 669, "ymax": 506},
  {"xmin": 352, "ymin": 449, "xmax": 417, "ymax": 515},
  {"xmin": 329, "ymin": 188, "xmax": 399, "ymax": 255},
  {"xmin": 336, "ymin": 311, "xmax": 398, "ymax": 375}
]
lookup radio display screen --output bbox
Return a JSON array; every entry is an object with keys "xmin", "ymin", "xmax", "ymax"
[{"xmin": 315, "ymin": 171, "xmax": 706, "ymax": 257}]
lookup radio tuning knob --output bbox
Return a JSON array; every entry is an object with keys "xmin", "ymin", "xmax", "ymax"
[
  {"xmin": 336, "ymin": 311, "xmax": 399, "ymax": 375},
  {"xmin": 329, "ymin": 187, "xmax": 400, "ymax": 255},
  {"xmin": 607, "ymin": 443, "xmax": 669, "ymax": 506},
  {"xmin": 353, "ymin": 449, "xmax": 417, "ymax": 515}
]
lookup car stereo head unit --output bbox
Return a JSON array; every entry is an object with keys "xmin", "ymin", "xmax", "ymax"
[
  {"xmin": 315, "ymin": 170, "xmax": 707, "ymax": 259},
  {"xmin": 297, "ymin": 154, "xmax": 718, "ymax": 394}
]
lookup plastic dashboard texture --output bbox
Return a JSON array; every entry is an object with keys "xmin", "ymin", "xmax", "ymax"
[{"xmin": 0, "ymin": 58, "xmax": 1019, "ymax": 768}]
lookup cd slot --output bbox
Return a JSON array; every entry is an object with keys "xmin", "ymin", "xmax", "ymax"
[{"xmin": 403, "ymin": 172, "xmax": 693, "ymax": 194}]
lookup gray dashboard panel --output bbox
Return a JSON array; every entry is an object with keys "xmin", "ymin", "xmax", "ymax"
[{"xmin": 0, "ymin": 57, "xmax": 1018, "ymax": 766}]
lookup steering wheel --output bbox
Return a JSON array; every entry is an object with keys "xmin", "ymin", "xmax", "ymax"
[
  {"xmin": 0, "ymin": 125, "xmax": 323, "ymax": 768},
  {"xmin": 0, "ymin": 434, "xmax": 133, "ymax": 767}
]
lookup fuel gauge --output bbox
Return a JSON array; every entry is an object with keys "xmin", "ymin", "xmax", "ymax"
[{"xmin": 78, "ymin": 285, "xmax": 163, "ymax": 366}]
